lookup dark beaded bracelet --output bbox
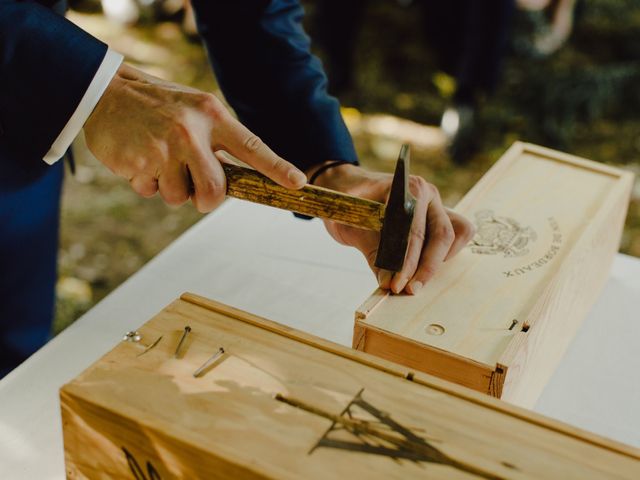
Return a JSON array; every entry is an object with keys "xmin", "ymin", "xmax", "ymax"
[{"xmin": 308, "ymin": 160, "xmax": 352, "ymax": 185}]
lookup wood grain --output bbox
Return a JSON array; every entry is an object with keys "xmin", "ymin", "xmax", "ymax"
[
  {"xmin": 354, "ymin": 142, "xmax": 634, "ymax": 406},
  {"xmin": 498, "ymin": 163, "xmax": 634, "ymax": 405},
  {"xmin": 61, "ymin": 295, "xmax": 640, "ymax": 479},
  {"xmin": 223, "ymin": 164, "xmax": 385, "ymax": 230},
  {"xmin": 352, "ymin": 321, "xmax": 495, "ymax": 393}
]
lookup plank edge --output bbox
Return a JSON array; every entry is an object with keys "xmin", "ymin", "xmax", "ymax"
[{"xmin": 180, "ymin": 292, "xmax": 640, "ymax": 461}]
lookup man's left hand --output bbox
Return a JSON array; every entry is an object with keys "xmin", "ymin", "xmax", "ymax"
[{"xmin": 309, "ymin": 162, "xmax": 475, "ymax": 295}]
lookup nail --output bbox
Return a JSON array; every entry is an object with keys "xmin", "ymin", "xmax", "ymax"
[
  {"xmin": 174, "ymin": 326, "xmax": 192, "ymax": 358},
  {"xmin": 137, "ymin": 335, "xmax": 163, "ymax": 357},
  {"xmin": 408, "ymin": 281, "xmax": 423, "ymax": 294},
  {"xmin": 193, "ymin": 347, "xmax": 225, "ymax": 378},
  {"xmin": 288, "ymin": 169, "xmax": 307, "ymax": 187}
]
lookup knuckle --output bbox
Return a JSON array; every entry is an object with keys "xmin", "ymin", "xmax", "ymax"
[
  {"xmin": 433, "ymin": 223, "xmax": 456, "ymax": 243},
  {"xmin": 269, "ymin": 157, "xmax": 288, "ymax": 175},
  {"xmin": 129, "ymin": 155, "xmax": 148, "ymax": 173},
  {"xmin": 408, "ymin": 176, "xmax": 426, "ymax": 195},
  {"xmin": 139, "ymin": 191, "xmax": 155, "ymax": 199},
  {"xmin": 132, "ymin": 181, "xmax": 157, "ymax": 198},
  {"xmin": 195, "ymin": 175, "xmax": 226, "ymax": 205},
  {"xmin": 410, "ymin": 224, "xmax": 426, "ymax": 243},
  {"xmin": 451, "ymin": 214, "xmax": 476, "ymax": 242},
  {"xmin": 425, "ymin": 183, "xmax": 439, "ymax": 198},
  {"xmin": 194, "ymin": 187, "xmax": 224, "ymax": 212},
  {"xmin": 462, "ymin": 220, "xmax": 476, "ymax": 241},
  {"xmin": 198, "ymin": 177, "xmax": 226, "ymax": 198},
  {"xmin": 162, "ymin": 189, "xmax": 189, "ymax": 206},
  {"xmin": 243, "ymin": 134, "xmax": 263, "ymax": 153},
  {"xmin": 402, "ymin": 258, "xmax": 419, "ymax": 278},
  {"xmin": 419, "ymin": 264, "xmax": 438, "ymax": 281},
  {"xmin": 170, "ymin": 120, "xmax": 192, "ymax": 143},
  {"xmin": 409, "ymin": 176, "xmax": 439, "ymax": 199},
  {"xmin": 435, "ymin": 223, "xmax": 456, "ymax": 244},
  {"xmin": 196, "ymin": 180, "xmax": 215, "ymax": 197},
  {"xmin": 199, "ymin": 93, "xmax": 226, "ymax": 121}
]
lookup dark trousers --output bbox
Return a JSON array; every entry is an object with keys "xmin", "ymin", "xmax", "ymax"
[{"xmin": 0, "ymin": 161, "xmax": 63, "ymax": 378}]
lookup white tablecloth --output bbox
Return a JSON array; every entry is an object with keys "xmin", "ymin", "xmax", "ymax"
[{"xmin": 1, "ymin": 199, "xmax": 639, "ymax": 478}]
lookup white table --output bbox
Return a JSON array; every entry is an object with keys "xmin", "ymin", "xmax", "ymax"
[{"xmin": 1, "ymin": 199, "xmax": 639, "ymax": 478}]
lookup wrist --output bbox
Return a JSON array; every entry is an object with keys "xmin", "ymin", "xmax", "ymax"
[
  {"xmin": 306, "ymin": 161, "xmax": 360, "ymax": 190},
  {"xmin": 86, "ymin": 63, "xmax": 142, "ymax": 129},
  {"xmin": 86, "ymin": 66, "xmax": 122, "ymax": 131}
]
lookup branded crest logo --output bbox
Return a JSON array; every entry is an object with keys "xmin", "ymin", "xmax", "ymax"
[{"xmin": 470, "ymin": 210, "xmax": 537, "ymax": 258}]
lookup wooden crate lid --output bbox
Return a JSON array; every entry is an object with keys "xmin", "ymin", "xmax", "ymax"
[
  {"xmin": 61, "ymin": 293, "xmax": 640, "ymax": 479},
  {"xmin": 356, "ymin": 142, "xmax": 634, "ymax": 368}
]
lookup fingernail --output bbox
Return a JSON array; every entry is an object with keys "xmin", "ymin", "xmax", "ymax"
[
  {"xmin": 288, "ymin": 169, "xmax": 307, "ymax": 187},
  {"xmin": 408, "ymin": 281, "xmax": 423, "ymax": 294},
  {"xmin": 391, "ymin": 276, "xmax": 406, "ymax": 295},
  {"xmin": 377, "ymin": 270, "xmax": 392, "ymax": 289}
]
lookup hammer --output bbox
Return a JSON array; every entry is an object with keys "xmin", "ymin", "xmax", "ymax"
[{"xmin": 223, "ymin": 144, "xmax": 416, "ymax": 272}]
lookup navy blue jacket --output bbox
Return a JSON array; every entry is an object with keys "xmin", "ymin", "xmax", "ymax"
[{"xmin": 0, "ymin": 0, "xmax": 357, "ymax": 189}]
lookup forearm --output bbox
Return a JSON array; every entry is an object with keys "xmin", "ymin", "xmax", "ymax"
[{"xmin": 191, "ymin": 0, "xmax": 358, "ymax": 172}]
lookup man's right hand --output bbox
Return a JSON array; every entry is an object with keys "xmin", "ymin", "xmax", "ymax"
[{"xmin": 84, "ymin": 63, "xmax": 307, "ymax": 212}]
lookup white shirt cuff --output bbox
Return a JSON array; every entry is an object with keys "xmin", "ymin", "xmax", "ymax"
[{"xmin": 43, "ymin": 48, "xmax": 124, "ymax": 165}]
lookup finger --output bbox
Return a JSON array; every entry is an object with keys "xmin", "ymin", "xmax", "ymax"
[
  {"xmin": 324, "ymin": 220, "xmax": 388, "ymax": 288},
  {"xmin": 216, "ymin": 117, "xmax": 306, "ymax": 189},
  {"xmin": 444, "ymin": 209, "xmax": 476, "ymax": 260},
  {"xmin": 389, "ymin": 184, "xmax": 430, "ymax": 295},
  {"xmin": 187, "ymin": 149, "xmax": 226, "ymax": 213},
  {"xmin": 129, "ymin": 173, "xmax": 158, "ymax": 198},
  {"xmin": 158, "ymin": 162, "xmax": 190, "ymax": 207},
  {"xmin": 406, "ymin": 194, "xmax": 455, "ymax": 293}
]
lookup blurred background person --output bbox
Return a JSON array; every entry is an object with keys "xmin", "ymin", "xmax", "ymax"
[
  {"xmin": 516, "ymin": 0, "xmax": 580, "ymax": 57},
  {"xmin": 311, "ymin": 0, "xmax": 515, "ymax": 163}
]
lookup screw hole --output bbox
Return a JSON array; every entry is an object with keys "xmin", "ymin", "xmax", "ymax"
[
  {"xmin": 426, "ymin": 324, "xmax": 445, "ymax": 335},
  {"xmin": 521, "ymin": 325, "xmax": 530, "ymax": 333}
]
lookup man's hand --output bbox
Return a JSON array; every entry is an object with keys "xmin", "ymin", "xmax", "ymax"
[
  {"xmin": 310, "ymin": 162, "xmax": 475, "ymax": 294},
  {"xmin": 84, "ymin": 63, "xmax": 307, "ymax": 212}
]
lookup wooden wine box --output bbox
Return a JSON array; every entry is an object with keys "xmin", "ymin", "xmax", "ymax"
[
  {"xmin": 60, "ymin": 293, "xmax": 640, "ymax": 479},
  {"xmin": 354, "ymin": 142, "xmax": 634, "ymax": 408}
]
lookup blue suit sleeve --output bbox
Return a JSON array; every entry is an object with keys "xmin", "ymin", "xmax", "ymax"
[
  {"xmin": 191, "ymin": 0, "xmax": 358, "ymax": 171},
  {"xmin": 0, "ymin": 0, "xmax": 107, "ymax": 180}
]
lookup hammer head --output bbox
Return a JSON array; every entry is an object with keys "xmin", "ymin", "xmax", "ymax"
[{"xmin": 374, "ymin": 144, "xmax": 417, "ymax": 272}]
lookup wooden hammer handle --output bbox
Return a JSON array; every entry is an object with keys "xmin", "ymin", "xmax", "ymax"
[{"xmin": 223, "ymin": 164, "xmax": 385, "ymax": 231}]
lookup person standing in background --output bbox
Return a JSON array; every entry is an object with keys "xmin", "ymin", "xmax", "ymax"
[{"xmin": 311, "ymin": 0, "xmax": 515, "ymax": 162}]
